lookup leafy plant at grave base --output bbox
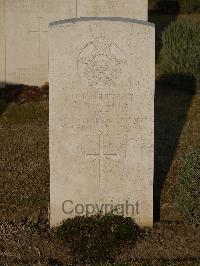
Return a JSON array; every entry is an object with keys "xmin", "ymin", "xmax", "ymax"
[
  {"xmin": 159, "ymin": 18, "xmax": 200, "ymax": 92},
  {"xmin": 57, "ymin": 213, "xmax": 140, "ymax": 264},
  {"xmin": 176, "ymin": 144, "xmax": 200, "ymax": 225}
]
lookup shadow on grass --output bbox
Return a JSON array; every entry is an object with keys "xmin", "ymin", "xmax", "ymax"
[
  {"xmin": 0, "ymin": 83, "xmax": 49, "ymax": 117},
  {"xmin": 0, "ymin": 98, "xmax": 8, "ymax": 116},
  {"xmin": 0, "ymin": 84, "xmax": 22, "ymax": 117},
  {"xmin": 154, "ymin": 73, "xmax": 196, "ymax": 221},
  {"xmin": 149, "ymin": 12, "xmax": 178, "ymax": 62},
  {"xmin": 157, "ymin": 73, "xmax": 198, "ymax": 94}
]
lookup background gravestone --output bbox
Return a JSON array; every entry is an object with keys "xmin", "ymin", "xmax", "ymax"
[
  {"xmin": 77, "ymin": 0, "xmax": 148, "ymax": 21},
  {"xmin": 5, "ymin": 0, "xmax": 76, "ymax": 87},
  {"xmin": 0, "ymin": 0, "xmax": 5, "ymax": 88},
  {"xmin": 49, "ymin": 18, "xmax": 155, "ymax": 227}
]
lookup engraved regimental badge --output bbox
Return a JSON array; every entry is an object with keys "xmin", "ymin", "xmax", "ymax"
[{"xmin": 78, "ymin": 39, "xmax": 127, "ymax": 87}]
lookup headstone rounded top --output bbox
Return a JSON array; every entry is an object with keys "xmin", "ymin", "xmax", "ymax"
[{"xmin": 49, "ymin": 17, "xmax": 155, "ymax": 28}]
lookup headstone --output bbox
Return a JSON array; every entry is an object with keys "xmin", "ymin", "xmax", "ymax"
[
  {"xmin": 1, "ymin": 0, "xmax": 148, "ymax": 88},
  {"xmin": 49, "ymin": 18, "xmax": 155, "ymax": 227},
  {"xmin": 0, "ymin": 0, "xmax": 5, "ymax": 88},
  {"xmin": 77, "ymin": 0, "xmax": 148, "ymax": 21},
  {"xmin": 5, "ymin": 0, "xmax": 76, "ymax": 87}
]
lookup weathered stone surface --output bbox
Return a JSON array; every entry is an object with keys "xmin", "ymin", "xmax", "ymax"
[
  {"xmin": 5, "ymin": 0, "xmax": 76, "ymax": 86},
  {"xmin": 77, "ymin": 0, "xmax": 148, "ymax": 21},
  {"xmin": 49, "ymin": 18, "xmax": 155, "ymax": 227},
  {"xmin": 0, "ymin": 0, "xmax": 5, "ymax": 88}
]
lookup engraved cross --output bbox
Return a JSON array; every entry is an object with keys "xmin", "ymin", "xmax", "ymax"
[
  {"xmin": 29, "ymin": 17, "xmax": 48, "ymax": 57},
  {"xmin": 86, "ymin": 135, "xmax": 117, "ymax": 189}
]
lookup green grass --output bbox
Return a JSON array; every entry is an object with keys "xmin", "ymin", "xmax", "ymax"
[
  {"xmin": 158, "ymin": 18, "xmax": 200, "ymax": 92},
  {"xmin": 0, "ymin": 101, "xmax": 49, "ymax": 221},
  {"xmin": 176, "ymin": 144, "xmax": 200, "ymax": 224},
  {"xmin": 149, "ymin": 14, "xmax": 200, "ymax": 76},
  {"xmin": 0, "ymin": 101, "xmax": 48, "ymax": 124}
]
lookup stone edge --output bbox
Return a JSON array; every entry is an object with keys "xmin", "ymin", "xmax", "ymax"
[{"xmin": 49, "ymin": 17, "xmax": 155, "ymax": 28}]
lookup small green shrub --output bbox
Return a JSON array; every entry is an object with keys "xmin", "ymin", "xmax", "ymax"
[
  {"xmin": 57, "ymin": 214, "xmax": 140, "ymax": 264},
  {"xmin": 176, "ymin": 145, "xmax": 200, "ymax": 224},
  {"xmin": 159, "ymin": 19, "xmax": 200, "ymax": 92}
]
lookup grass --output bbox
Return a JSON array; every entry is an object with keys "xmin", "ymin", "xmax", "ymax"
[
  {"xmin": 149, "ymin": 13, "xmax": 200, "ymax": 77},
  {"xmin": 0, "ymin": 101, "xmax": 48, "ymax": 124},
  {"xmin": 0, "ymin": 101, "xmax": 49, "ymax": 222},
  {"xmin": 159, "ymin": 93, "xmax": 200, "ymax": 212},
  {"xmin": 149, "ymin": 13, "xmax": 200, "ymax": 219},
  {"xmin": 175, "ymin": 144, "xmax": 200, "ymax": 224}
]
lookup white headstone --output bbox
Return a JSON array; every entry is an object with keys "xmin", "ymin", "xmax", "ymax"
[
  {"xmin": 5, "ymin": 0, "xmax": 76, "ymax": 87},
  {"xmin": 49, "ymin": 18, "xmax": 155, "ymax": 227},
  {"xmin": 0, "ymin": 0, "xmax": 5, "ymax": 88},
  {"xmin": 77, "ymin": 0, "xmax": 148, "ymax": 21}
]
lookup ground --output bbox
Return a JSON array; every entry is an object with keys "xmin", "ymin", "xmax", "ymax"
[
  {"xmin": 1, "ymin": 91, "xmax": 200, "ymax": 265},
  {"xmin": 0, "ymin": 14, "xmax": 200, "ymax": 266}
]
